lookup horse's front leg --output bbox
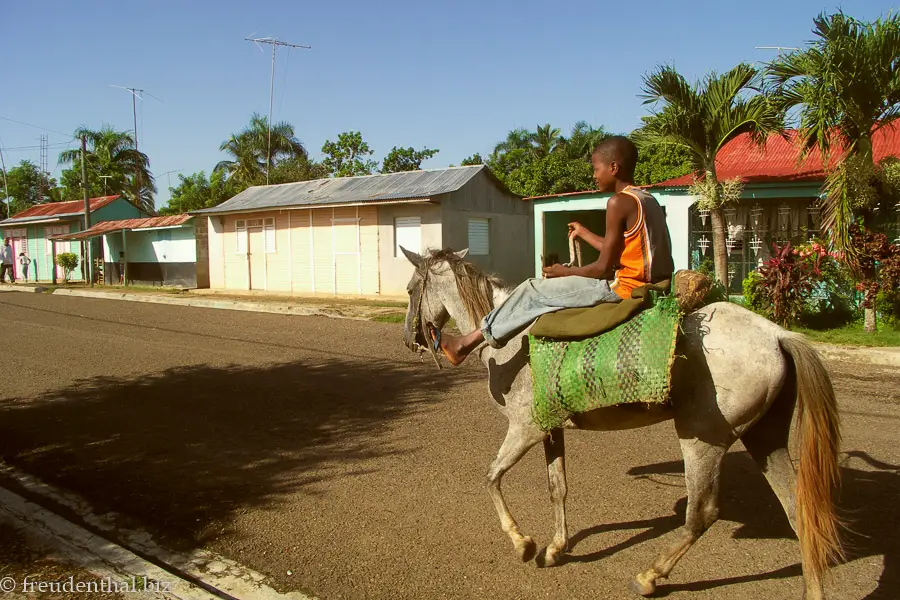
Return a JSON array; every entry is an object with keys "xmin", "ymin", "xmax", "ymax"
[
  {"xmin": 486, "ymin": 423, "xmax": 547, "ymax": 562},
  {"xmin": 539, "ymin": 428, "xmax": 568, "ymax": 567}
]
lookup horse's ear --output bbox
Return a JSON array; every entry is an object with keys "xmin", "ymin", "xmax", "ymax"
[
  {"xmin": 455, "ymin": 248, "xmax": 469, "ymax": 259},
  {"xmin": 400, "ymin": 246, "xmax": 423, "ymax": 267}
]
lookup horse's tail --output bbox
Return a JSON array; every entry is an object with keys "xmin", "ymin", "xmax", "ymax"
[{"xmin": 779, "ymin": 334, "xmax": 844, "ymax": 583}]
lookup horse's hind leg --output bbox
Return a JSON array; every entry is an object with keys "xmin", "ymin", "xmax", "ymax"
[
  {"xmin": 631, "ymin": 438, "xmax": 730, "ymax": 597},
  {"xmin": 540, "ymin": 428, "xmax": 568, "ymax": 567},
  {"xmin": 741, "ymin": 380, "xmax": 799, "ymax": 533},
  {"xmin": 486, "ymin": 422, "xmax": 547, "ymax": 562}
]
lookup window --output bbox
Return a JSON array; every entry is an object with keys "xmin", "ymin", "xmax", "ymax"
[
  {"xmin": 468, "ymin": 218, "xmax": 490, "ymax": 255},
  {"xmin": 236, "ymin": 220, "xmax": 247, "ymax": 254},
  {"xmin": 394, "ymin": 217, "xmax": 421, "ymax": 257},
  {"xmin": 264, "ymin": 219, "xmax": 276, "ymax": 253}
]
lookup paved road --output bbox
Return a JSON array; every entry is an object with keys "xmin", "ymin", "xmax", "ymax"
[{"xmin": 0, "ymin": 292, "xmax": 897, "ymax": 600}]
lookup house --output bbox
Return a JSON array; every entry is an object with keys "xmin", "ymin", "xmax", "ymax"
[
  {"xmin": 0, "ymin": 196, "xmax": 150, "ymax": 283},
  {"xmin": 48, "ymin": 215, "xmax": 197, "ymax": 288},
  {"xmin": 192, "ymin": 166, "xmax": 532, "ymax": 296},
  {"xmin": 649, "ymin": 125, "xmax": 900, "ymax": 292},
  {"xmin": 529, "ymin": 189, "xmax": 695, "ymax": 278}
]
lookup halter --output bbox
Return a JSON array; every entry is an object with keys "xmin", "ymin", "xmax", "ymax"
[{"xmin": 411, "ymin": 264, "xmax": 443, "ymax": 370}]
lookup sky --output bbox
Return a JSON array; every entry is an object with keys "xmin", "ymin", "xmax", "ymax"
[{"xmin": 0, "ymin": 0, "xmax": 896, "ymax": 211}]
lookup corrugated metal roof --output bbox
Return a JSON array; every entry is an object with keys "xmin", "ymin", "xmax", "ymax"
[
  {"xmin": 49, "ymin": 215, "xmax": 193, "ymax": 241},
  {"xmin": 192, "ymin": 166, "xmax": 503, "ymax": 214},
  {"xmin": 0, "ymin": 196, "xmax": 121, "ymax": 225},
  {"xmin": 651, "ymin": 124, "xmax": 900, "ymax": 188}
]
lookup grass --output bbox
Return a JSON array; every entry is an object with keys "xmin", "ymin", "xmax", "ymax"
[
  {"xmin": 796, "ymin": 324, "xmax": 900, "ymax": 347},
  {"xmin": 372, "ymin": 313, "xmax": 406, "ymax": 323}
]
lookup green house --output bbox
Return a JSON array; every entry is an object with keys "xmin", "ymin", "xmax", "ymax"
[{"xmin": 0, "ymin": 195, "xmax": 149, "ymax": 283}]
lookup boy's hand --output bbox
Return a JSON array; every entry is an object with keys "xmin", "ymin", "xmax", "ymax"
[
  {"xmin": 542, "ymin": 264, "xmax": 570, "ymax": 279},
  {"xmin": 568, "ymin": 222, "xmax": 585, "ymax": 240}
]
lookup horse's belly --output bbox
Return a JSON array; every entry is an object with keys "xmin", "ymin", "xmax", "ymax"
[{"xmin": 566, "ymin": 403, "xmax": 674, "ymax": 431}]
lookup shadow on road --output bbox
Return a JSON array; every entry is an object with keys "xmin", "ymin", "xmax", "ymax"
[
  {"xmin": 566, "ymin": 449, "xmax": 899, "ymax": 597},
  {"xmin": 0, "ymin": 358, "xmax": 477, "ymax": 551}
]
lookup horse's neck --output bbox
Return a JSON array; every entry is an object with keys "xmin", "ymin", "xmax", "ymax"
[{"xmin": 445, "ymin": 281, "xmax": 512, "ymax": 338}]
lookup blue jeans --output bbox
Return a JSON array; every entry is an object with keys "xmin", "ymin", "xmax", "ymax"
[{"xmin": 480, "ymin": 276, "xmax": 621, "ymax": 348}]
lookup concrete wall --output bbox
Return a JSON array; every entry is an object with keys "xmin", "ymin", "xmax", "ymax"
[
  {"xmin": 207, "ymin": 216, "xmax": 225, "ymax": 289},
  {"xmin": 438, "ymin": 170, "xmax": 532, "ymax": 285},
  {"xmin": 532, "ymin": 190, "xmax": 694, "ymax": 277},
  {"xmin": 194, "ymin": 217, "xmax": 210, "ymax": 288},
  {"xmin": 377, "ymin": 202, "xmax": 442, "ymax": 296}
]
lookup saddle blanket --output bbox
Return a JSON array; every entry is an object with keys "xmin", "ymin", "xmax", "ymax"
[{"xmin": 528, "ymin": 291, "xmax": 681, "ymax": 431}]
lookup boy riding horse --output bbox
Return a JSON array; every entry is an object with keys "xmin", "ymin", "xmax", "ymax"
[{"xmin": 429, "ymin": 136, "xmax": 675, "ymax": 365}]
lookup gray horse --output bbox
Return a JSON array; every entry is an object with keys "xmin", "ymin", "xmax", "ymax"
[{"xmin": 400, "ymin": 248, "xmax": 842, "ymax": 600}]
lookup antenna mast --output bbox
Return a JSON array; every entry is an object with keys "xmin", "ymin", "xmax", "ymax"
[{"xmin": 245, "ymin": 36, "xmax": 311, "ymax": 185}]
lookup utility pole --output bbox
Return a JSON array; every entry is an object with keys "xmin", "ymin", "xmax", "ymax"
[
  {"xmin": 81, "ymin": 135, "xmax": 93, "ymax": 287},
  {"xmin": 99, "ymin": 175, "xmax": 113, "ymax": 197},
  {"xmin": 0, "ymin": 144, "xmax": 9, "ymax": 219},
  {"xmin": 245, "ymin": 36, "xmax": 311, "ymax": 185},
  {"xmin": 111, "ymin": 85, "xmax": 162, "ymax": 213}
]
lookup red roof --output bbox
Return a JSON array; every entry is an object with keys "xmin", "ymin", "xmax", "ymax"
[
  {"xmin": 50, "ymin": 215, "xmax": 193, "ymax": 241},
  {"xmin": 4, "ymin": 195, "xmax": 121, "ymax": 221},
  {"xmin": 652, "ymin": 123, "xmax": 900, "ymax": 188}
]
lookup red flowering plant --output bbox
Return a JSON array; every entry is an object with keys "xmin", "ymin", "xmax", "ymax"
[
  {"xmin": 757, "ymin": 241, "xmax": 825, "ymax": 328},
  {"xmin": 848, "ymin": 225, "xmax": 900, "ymax": 327}
]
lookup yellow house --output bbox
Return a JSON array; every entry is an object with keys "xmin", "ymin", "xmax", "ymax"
[{"xmin": 192, "ymin": 166, "xmax": 532, "ymax": 297}]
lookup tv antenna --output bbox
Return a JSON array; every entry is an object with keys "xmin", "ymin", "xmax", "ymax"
[{"xmin": 245, "ymin": 35, "xmax": 311, "ymax": 184}]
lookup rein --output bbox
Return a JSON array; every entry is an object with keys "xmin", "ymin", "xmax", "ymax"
[{"xmin": 411, "ymin": 266, "xmax": 443, "ymax": 370}]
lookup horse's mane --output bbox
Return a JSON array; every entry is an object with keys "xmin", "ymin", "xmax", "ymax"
[{"xmin": 419, "ymin": 249, "xmax": 506, "ymax": 329}]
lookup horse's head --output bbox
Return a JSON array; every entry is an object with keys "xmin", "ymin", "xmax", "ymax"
[{"xmin": 399, "ymin": 246, "xmax": 502, "ymax": 354}]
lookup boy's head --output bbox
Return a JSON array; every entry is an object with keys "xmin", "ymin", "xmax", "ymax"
[
  {"xmin": 591, "ymin": 136, "xmax": 638, "ymax": 192},
  {"xmin": 18, "ymin": 252, "xmax": 24, "ymax": 257}
]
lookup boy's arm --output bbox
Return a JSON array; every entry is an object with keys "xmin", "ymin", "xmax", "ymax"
[
  {"xmin": 543, "ymin": 194, "xmax": 629, "ymax": 279},
  {"xmin": 569, "ymin": 223, "xmax": 605, "ymax": 252}
]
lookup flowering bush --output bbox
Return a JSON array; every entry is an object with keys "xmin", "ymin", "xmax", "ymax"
[{"xmin": 756, "ymin": 242, "xmax": 825, "ymax": 328}]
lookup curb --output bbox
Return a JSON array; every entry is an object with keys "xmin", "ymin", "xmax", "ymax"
[
  {"xmin": 50, "ymin": 288, "xmax": 366, "ymax": 320},
  {"xmin": 0, "ymin": 284, "xmax": 48, "ymax": 293},
  {"xmin": 0, "ymin": 462, "xmax": 316, "ymax": 600},
  {"xmin": 812, "ymin": 343, "xmax": 900, "ymax": 368},
  {"xmin": 0, "ymin": 485, "xmax": 210, "ymax": 599}
]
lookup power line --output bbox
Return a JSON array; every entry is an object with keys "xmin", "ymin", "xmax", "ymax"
[
  {"xmin": 245, "ymin": 36, "xmax": 311, "ymax": 185},
  {"xmin": 0, "ymin": 116, "xmax": 74, "ymax": 138}
]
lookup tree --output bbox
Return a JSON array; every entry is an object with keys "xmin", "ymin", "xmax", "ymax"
[
  {"xmin": 532, "ymin": 124, "xmax": 562, "ymax": 158},
  {"xmin": 1, "ymin": 160, "xmax": 57, "ymax": 215},
  {"xmin": 269, "ymin": 155, "xmax": 329, "ymax": 184},
  {"xmin": 55, "ymin": 252, "xmax": 79, "ymax": 284},
  {"xmin": 160, "ymin": 170, "xmax": 241, "ymax": 216},
  {"xmin": 58, "ymin": 126, "xmax": 156, "ymax": 213},
  {"xmin": 632, "ymin": 142, "xmax": 694, "ymax": 186},
  {"xmin": 214, "ymin": 113, "xmax": 307, "ymax": 186},
  {"xmin": 321, "ymin": 131, "xmax": 378, "ymax": 177},
  {"xmin": 461, "ymin": 153, "xmax": 484, "ymax": 166},
  {"xmin": 636, "ymin": 64, "xmax": 782, "ymax": 286},
  {"xmin": 381, "ymin": 146, "xmax": 439, "ymax": 173},
  {"xmin": 768, "ymin": 11, "xmax": 900, "ymax": 330}
]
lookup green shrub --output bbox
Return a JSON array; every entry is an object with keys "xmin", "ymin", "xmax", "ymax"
[
  {"xmin": 741, "ymin": 271, "xmax": 769, "ymax": 317},
  {"xmin": 55, "ymin": 252, "xmax": 79, "ymax": 283}
]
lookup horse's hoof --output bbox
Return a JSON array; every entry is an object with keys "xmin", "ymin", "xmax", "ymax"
[
  {"xmin": 514, "ymin": 536, "xmax": 537, "ymax": 563},
  {"xmin": 537, "ymin": 546, "xmax": 565, "ymax": 568},
  {"xmin": 629, "ymin": 575, "xmax": 656, "ymax": 597}
]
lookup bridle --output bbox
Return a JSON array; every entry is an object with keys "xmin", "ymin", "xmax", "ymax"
[{"xmin": 410, "ymin": 264, "xmax": 443, "ymax": 370}]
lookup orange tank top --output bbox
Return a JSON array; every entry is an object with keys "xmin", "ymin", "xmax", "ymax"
[{"xmin": 611, "ymin": 186, "xmax": 675, "ymax": 299}]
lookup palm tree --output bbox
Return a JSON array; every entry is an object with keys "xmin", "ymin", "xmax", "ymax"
[
  {"xmin": 214, "ymin": 135, "xmax": 266, "ymax": 188},
  {"xmin": 768, "ymin": 11, "xmax": 900, "ymax": 331},
  {"xmin": 215, "ymin": 113, "xmax": 307, "ymax": 185},
  {"xmin": 532, "ymin": 124, "xmax": 562, "ymax": 158},
  {"xmin": 558, "ymin": 121, "xmax": 610, "ymax": 161},
  {"xmin": 59, "ymin": 126, "xmax": 156, "ymax": 213},
  {"xmin": 636, "ymin": 64, "xmax": 782, "ymax": 286},
  {"xmin": 768, "ymin": 11, "xmax": 900, "ymax": 250}
]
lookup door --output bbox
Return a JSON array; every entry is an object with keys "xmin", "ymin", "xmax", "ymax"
[
  {"xmin": 248, "ymin": 226, "xmax": 266, "ymax": 290},
  {"xmin": 333, "ymin": 218, "xmax": 360, "ymax": 294},
  {"xmin": 10, "ymin": 237, "xmax": 27, "ymax": 280}
]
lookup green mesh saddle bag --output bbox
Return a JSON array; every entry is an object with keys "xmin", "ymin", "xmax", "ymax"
[{"xmin": 528, "ymin": 291, "xmax": 681, "ymax": 431}]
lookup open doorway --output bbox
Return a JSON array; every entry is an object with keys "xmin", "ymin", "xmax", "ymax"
[{"xmin": 541, "ymin": 210, "xmax": 606, "ymax": 267}]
